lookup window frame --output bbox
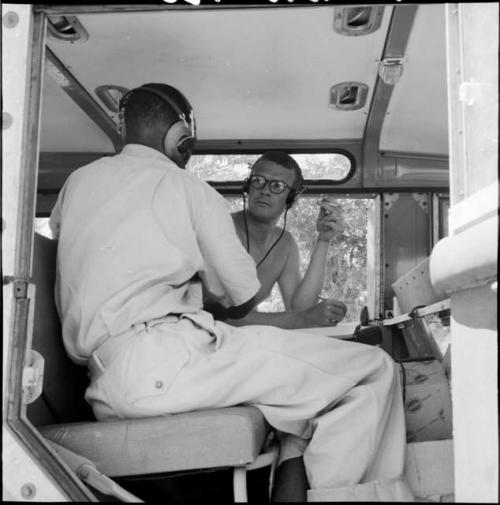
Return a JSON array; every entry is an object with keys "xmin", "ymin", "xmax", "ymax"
[{"xmin": 190, "ymin": 142, "xmax": 357, "ymax": 196}]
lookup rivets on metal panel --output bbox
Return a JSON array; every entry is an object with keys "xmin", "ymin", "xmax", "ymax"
[
  {"xmin": 20, "ymin": 483, "xmax": 37, "ymax": 499},
  {"xmin": 3, "ymin": 11, "xmax": 19, "ymax": 28},
  {"xmin": 3, "ymin": 112, "xmax": 13, "ymax": 130}
]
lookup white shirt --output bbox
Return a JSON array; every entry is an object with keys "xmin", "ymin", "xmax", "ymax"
[{"xmin": 50, "ymin": 144, "xmax": 260, "ymax": 364}]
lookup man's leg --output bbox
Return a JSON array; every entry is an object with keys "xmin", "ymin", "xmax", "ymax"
[
  {"xmin": 89, "ymin": 319, "xmax": 413, "ymax": 501},
  {"xmin": 272, "ymin": 457, "xmax": 308, "ymax": 502},
  {"xmin": 272, "ymin": 433, "xmax": 309, "ymax": 502}
]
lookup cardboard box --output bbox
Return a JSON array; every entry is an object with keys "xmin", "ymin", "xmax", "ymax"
[
  {"xmin": 405, "ymin": 440, "xmax": 454, "ymax": 499},
  {"xmin": 398, "ymin": 359, "xmax": 453, "ymax": 442}
]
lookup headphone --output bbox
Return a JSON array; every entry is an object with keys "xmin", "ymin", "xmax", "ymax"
[
  {"xmin": 119, "ymin": 84, "xmax": 196, "ymax": 158},
  {"xmin": 243, "ymin": 162, "xmax": 305, "ymax": 209}
]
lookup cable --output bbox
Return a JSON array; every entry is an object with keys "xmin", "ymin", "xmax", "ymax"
[
  {"xmin": 242, "ymin": 195, "xmax": 288, "ymax": 269},
  {"xmin": 256, "ymin": 210, "xmax": 287, "ymax": 268}
]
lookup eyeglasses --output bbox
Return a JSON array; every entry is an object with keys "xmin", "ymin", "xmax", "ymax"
[{"xmin": 248, "ymin": 174, "xmax": 292, "ymax": 194}]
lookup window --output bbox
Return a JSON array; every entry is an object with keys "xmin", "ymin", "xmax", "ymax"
[
  {"xmin": 187, "ymin": 153, "xmax": 353, "ymax": 182},
  {"xmin": 194, "ymin": 149, "xmax": 370, "ymax": 322}
]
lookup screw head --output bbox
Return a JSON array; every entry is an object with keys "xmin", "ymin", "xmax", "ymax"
[
  {"xmin": 3, "ymin": 11, "xmax": 19, "ymax": 28},
  {"xmin": 3, "ymin": 112, "xmax": 13, "ymax": 130},
  {"xmin": 20, "ymin": 483, "xmax": 36, "ymax": 499}
]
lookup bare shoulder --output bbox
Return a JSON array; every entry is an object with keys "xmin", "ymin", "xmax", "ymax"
[
  {"xmin": 279, "ymin": 228, "xmax": 299, "ymax": 252},
  {"xmin": 273, "ymin": 227, "xmax": 299, "ymax": 260}
]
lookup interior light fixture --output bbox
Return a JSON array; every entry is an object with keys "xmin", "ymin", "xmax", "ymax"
[
  {"xmin": 95, "ymin": 85, "xmax": 130, "ymax": 113},
  {"xmin": 378, "ymin": 58, "xmax": 405, "ymax": 86},
  {"xmin": 329, "ymin": 82, "xmax": 368, "ymax": 110},
  {"xmin": 333, "ymin": 6, "xmax": 385, "ymax": 36},
  {"xmin": 46, "ymin": 15, "xmax": 89, "ymax": 43}
]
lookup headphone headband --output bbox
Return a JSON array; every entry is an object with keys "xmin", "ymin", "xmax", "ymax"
[{"xmin": 120, "ymin": 84, "xmax": 196, "ymax": 136}]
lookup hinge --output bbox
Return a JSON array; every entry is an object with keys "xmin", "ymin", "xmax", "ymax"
[{"xmin": 22, "ymin": 350, "xmax": 44, "ymax": 404}]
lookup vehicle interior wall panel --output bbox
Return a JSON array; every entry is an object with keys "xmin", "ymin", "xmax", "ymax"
[
  {"xmin": 379, "ymin": 4, "xmax": 449, "ymax": 156},
  {"xmin": 383, "ymin": 193, "xmax": 431, "ymax": 311},
  {"xmin": 458, "ymin": 3, "xmax": 498, "ymax": 197},
  {"xmin": 40, "ymin": 72, "xmax": 115, "ymax": 152},
  {"xmin": 44, "ymin": 7, "xmax": 392, "ymax": 144}
]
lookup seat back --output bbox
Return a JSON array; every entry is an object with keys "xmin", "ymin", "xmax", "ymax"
[{"xmin": 27, "ymin": 232, "xmax": 95, "ymax": 426}]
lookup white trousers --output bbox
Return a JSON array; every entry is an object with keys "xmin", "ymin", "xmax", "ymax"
[{"xmin": 86, "ymin": 315, "xmax": 414, "ymax": 501}]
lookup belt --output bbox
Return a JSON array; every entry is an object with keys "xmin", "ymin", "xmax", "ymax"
[{"xmin": 88, "ymin": 315, "xmax": 180, "ymax": 379}]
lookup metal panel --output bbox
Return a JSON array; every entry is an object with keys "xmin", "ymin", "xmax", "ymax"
[
  {"xmin": 362, "ymin": 4, "xmax": 419, "ymax": 187},
  {"xmin": 382, "ymin": 193, "xmax": 431, "ymax": 314},
  {"xmin": 42, "ymin": 48, "xmax": 120, "ymax": 151},
  {"xmin": 380, "ymin": 4, "xmax": 449, "ymax": 156},
  {"xmin": 43, "ymin": 6, "xmax": 391, "ymax": 144}
]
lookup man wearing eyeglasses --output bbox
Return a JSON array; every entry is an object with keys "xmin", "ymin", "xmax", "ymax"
[{"xmin": 224, "ymin": 151, "xmax": 348, "ymax": 330}]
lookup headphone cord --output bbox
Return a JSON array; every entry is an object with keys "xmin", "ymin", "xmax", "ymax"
[{"xmin": 243, "ymin": 195, "xmax": 288, "ymax": 269}]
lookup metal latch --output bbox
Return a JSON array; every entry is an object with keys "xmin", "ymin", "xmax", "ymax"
[{"xmin": 22, "ymin": 350, "xmax": 44, "ymax": 404}]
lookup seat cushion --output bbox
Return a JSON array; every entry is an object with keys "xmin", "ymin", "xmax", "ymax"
[{"xmin": 39, "ymin": 406, "xmax": 271, "ymax": 477}]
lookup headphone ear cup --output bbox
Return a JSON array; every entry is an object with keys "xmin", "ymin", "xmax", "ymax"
[
  {"xmin": 286, "ymin": 191, "xmax": 296, "ymax": 209},
  {"xmin": 163, "ymin": 125, "xmax": 183, "ymax": 158}
]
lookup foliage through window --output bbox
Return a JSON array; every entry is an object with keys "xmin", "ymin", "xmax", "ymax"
[
  {"xmin": 187, "ymin": 153, "xmax": 352, "ymax": 181},
  {"xmin": 224, "ymin": 196, "xmax": 372, "ymax": 321}
]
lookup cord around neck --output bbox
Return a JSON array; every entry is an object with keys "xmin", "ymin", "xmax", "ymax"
[{"xmin": 242, "ymin": 195, "xmax": 288, "ymax": 269}]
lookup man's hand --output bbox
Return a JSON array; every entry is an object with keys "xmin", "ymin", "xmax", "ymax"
[
  {"xmin": 316, "ymin": 199, "xmax": 345, "ymax": 242},
  {"xmin": 295, "ymin": 298, "xmax": 347, "ymax": 328}
]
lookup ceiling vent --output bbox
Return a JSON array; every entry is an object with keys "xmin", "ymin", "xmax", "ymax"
[
  {"xmin": 329, "ymin": 82, "xmax": 368, "ymax": 111},
  {"xmin": 95, "ymin": 85, "xmax": 130, "ymax": 113},
  {"xmin": 333, "ymin": 6, "xmax": 385, "ymax": 36},
  {"xmin": 47, "ymin": 15, "xmax": 89, "ymax": 43}
]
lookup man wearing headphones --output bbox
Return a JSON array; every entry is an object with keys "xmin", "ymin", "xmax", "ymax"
[
  {"xmin": 50, "ymin": 82, "xmax": 412, "ymax": 502},
  {"xmin": 226, "ymin": 151, "xmax": 348, "ymax": 329}
]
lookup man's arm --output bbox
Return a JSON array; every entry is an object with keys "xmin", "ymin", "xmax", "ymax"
[
  {"xmin": 225, "ymin": 298, "xmax": 347, "ymax": 329},
  {"xmin": 195, "ymin": 188, "xmax": 261, "ymax": 310},
  {"xmin": 204, "ymin": 295, "xmax": 258, "ymax": 321},
  {"xmin": 287, "ymin": 200, "xmax": 345, "ymax": 311}
]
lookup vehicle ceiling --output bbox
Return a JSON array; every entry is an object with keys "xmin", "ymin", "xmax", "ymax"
[{"xmin": 40, "ymin": 4, "xmax": 448, "ymax": 156}]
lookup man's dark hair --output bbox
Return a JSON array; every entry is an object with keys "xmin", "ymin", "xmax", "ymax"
[
  {"xmin": 122, "ymin": 83, "xmax": 191, "ymax": 141},
  {"xmin": 252, "ymin": 151, "xmax": 304, "ymax": 190}
]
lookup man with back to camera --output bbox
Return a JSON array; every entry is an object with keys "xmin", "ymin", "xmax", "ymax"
[{"xmin": 49, "ymin": 82, "xmax": 413, "ymax": 502}]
